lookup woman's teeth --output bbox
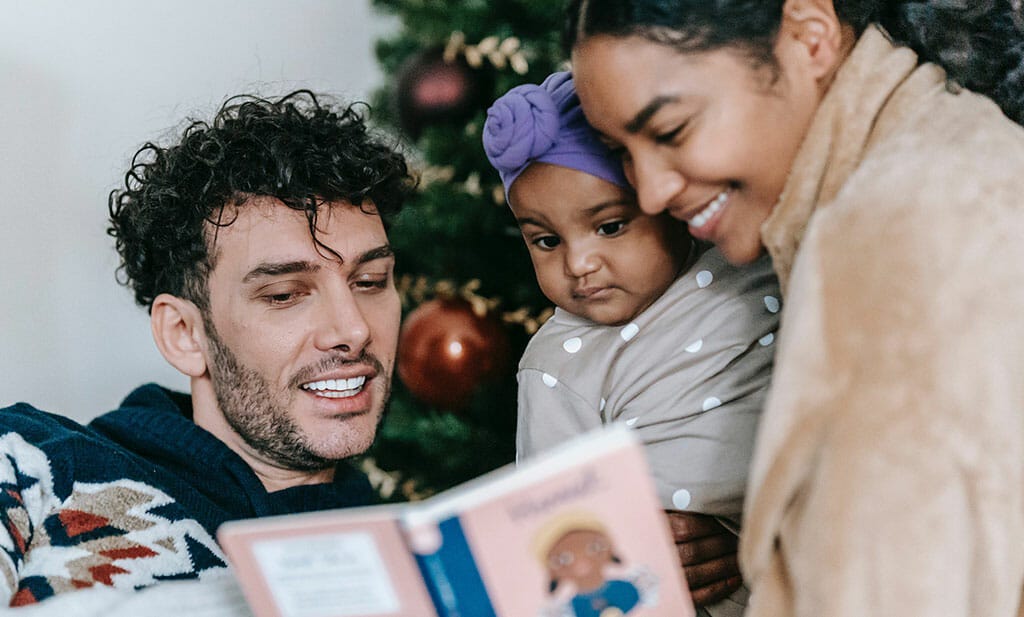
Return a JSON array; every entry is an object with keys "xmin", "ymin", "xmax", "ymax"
[{"xmin": 690, "ymin": 190, "xmax": 729, "ymax": 229}]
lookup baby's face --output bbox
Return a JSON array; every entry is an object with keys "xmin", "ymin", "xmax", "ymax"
[{"xmin": 509, "ymin": 162, "xmax": 688, "ymax": 325}]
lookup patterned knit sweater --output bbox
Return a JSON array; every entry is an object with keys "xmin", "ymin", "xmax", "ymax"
[{"xmin": 0, "ymin": 384, "xmax": 375, "ymax": 607}]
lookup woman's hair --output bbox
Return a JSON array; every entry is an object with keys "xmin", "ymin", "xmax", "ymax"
[
  {"xmin": 108, "ymin": 90, "xmax": 415, "ymax": 312},
  {"xmin": 565, "ymin": 0, "xmax": 1024, "ymax": 124}
]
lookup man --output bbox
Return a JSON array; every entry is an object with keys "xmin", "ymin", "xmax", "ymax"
[
  {"xmin": 0, "ymin": 91, "xmax": 413, "ymax": 606},
  {"xmin": 0, "ymin": 90, "xmax": 739, "ymax": 611}
]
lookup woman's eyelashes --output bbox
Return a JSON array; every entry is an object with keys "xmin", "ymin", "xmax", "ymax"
[{"xmin": 654, "ymin": 122, "xmax": 688, "ymax": 145}]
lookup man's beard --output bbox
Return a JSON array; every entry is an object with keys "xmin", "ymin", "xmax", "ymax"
[{"xmin": 203, "ymin": 318, "xmax": 390, "ymax": 473}]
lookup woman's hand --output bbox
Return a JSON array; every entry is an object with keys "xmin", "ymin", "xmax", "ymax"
[{"xmin": 665, "ymin": 510, "xmax": 743, "ymax": 606}]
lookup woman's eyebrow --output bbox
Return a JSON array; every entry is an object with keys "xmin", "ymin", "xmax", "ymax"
[{"xmin": 626, "ymin": 95, "xmax": 681, "ymax": 133}]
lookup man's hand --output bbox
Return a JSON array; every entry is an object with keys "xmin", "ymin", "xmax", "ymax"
[{"xmin": 665, "ymin": 510, "xmax": 743, "ymax": 607}]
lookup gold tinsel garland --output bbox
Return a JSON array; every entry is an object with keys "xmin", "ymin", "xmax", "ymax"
[{"xmin": 397, "ymin": 274, "xmax": 553, "ymax": 335}]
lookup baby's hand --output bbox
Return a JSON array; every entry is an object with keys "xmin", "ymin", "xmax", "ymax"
[{"xmin": 664, "ymin": 510, "xmax": 742, "ymax": 607}]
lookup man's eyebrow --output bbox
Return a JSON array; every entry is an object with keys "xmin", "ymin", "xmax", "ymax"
[
  {"xmin": 243, "ymin": 261, "xmax": 321, "ymax": 283},
  {"xmin": 356, "ymin": 244, "xmax": 395, "ymax": 265},
  {"xmin": 242, "ymin": 246, "xmax": 393, "ymax": 282},
  {"xmin": 626, "ymin": 95, "xmax": 680, "ymax": 133}
]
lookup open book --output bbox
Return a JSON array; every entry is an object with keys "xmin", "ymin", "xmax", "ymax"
[{"xmin": 218, "ymin": 425, "xmax": 695, "ymax": 617}]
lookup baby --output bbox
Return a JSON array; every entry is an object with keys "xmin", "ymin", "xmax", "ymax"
[{"xmin": 484, "ymin": 72, "xmax": 779, "ymax": 616}]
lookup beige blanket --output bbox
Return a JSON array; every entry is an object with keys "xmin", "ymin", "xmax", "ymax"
[{"xmin": 742, "ymin": 26, "xmax": 1024, "ymax": 616}]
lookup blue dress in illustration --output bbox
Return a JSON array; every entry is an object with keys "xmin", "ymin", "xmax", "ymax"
[{"xmin": 534, "ymin": 511, "xmax": 658, "ymax": 617}]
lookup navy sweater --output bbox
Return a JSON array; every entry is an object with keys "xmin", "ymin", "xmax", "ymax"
[{"xmin": 0, "ymin": 384, "xmax": 374, "ymax": 606}]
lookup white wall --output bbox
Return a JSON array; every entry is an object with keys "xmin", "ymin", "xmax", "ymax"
[{"xmin": 0, "ymin": 1, "xmax": 395, "ymax": 421}]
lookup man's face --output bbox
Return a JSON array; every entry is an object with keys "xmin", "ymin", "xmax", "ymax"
[{"xmin": 201, "ymin": 197, "xmax": 400, "ymax": 471}]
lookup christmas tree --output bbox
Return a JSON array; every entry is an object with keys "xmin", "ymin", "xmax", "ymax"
[{"xmin": 360, "ymin": 0, "xmax": 568, "ymax": 500}]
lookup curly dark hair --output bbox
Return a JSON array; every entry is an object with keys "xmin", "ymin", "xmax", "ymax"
[
  {"xmin": 108, "ymin": 90, "xmax": 416, "ymax": 312},
  {"xmin": 565, "ymin": 0, "xmax": 1024, "ymax": 124}
]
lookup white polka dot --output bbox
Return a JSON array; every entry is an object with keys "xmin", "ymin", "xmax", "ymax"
[
  {"xmin": 600, "ymin": 398, "xmax": 607, "ymax": 412},
  {"xmin": 702, "ymin": 397, "xmax": 722, "ymax": 411},
  {"xmin": 562, "ymin": 337, "xmax": 583, "ymax": 354},
  {"xmin": 625, "ymin": 417, "xmax": 639, "ymax": 427},
  {"xmin": 696, "ymin": 270, "xmax": 713, "ymax": 288},
  {"xmin": 685, "ymin": 339, "xmax": 703, "ymax": 353},
  {"xmin": 759, "ymin": 333, "xmax": 775, "ymax": 346},
  {"xmin": 764, "ymin": 295, "xmax": 781, "ymax": 313},
  {"xmin": 672, "ymin": 489, "xmax": 692, "ymax": 510},
  {"xmin": 542, "ymin": 373, "xmax": 558, "ymax": 388},
  {"xmin": 620, "ymin": 323, "xmax": 640, "ymax": 342}
]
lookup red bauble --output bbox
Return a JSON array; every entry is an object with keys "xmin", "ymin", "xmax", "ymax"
[
  {"xmin": 394, "ymin": 47, "xmax": 489, "ymax": 138},
  {"xmin": 397, "ymin": 298, "xmax": 511, "ymax": 410}
]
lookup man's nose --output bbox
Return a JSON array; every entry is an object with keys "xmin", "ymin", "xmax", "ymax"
[
  {"xmin": 312, "ymin": 289, "xmax": 371, "ymax": 356},
  {"xmin": 632, "ymin": 153, "xmax": 687, "ymax": 216}
]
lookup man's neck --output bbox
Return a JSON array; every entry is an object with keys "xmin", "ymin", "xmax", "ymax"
[{"xmin": 190, "ymin": 380, "xmax": 336, "ymax": 492}]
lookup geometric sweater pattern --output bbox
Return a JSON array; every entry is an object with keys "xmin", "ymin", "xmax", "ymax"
[{"xmin": 0, "ymin": 384, "xmax": 375, "ymax": 607}]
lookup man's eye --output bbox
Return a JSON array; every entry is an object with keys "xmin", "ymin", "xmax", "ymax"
[
  {"xmin": 533, "ymin": 236, "xmax": 560, "ymax": 250},
  {"xmin": 264, "ymin": 292, "xmax": 298, "ymax": 306},
  {"xmin": 597, "ymin": 221, "xmax": 627, "ymax": 236},
  {"xmin": 355, "ymin": 277, "xmax": 389, "ymax": 290}
]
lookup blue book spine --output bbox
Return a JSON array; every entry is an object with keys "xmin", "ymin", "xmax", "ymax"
[{"xmin": 413, "ymin": 515, "xmax": 498, "ymax": 617}]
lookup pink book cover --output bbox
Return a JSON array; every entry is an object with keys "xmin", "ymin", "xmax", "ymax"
[
  {"xmin": 401, "ymin": 425, "xmax": 695, "ymax": 617},
  {"xmin": 218, "ymin": 505, "xmax": 438, "ymax": 617}
]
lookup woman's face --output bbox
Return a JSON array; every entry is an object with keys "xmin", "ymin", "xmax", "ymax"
[{"xmin": 572, "ymin": 34, "xmax": 824, "ymax": 265}]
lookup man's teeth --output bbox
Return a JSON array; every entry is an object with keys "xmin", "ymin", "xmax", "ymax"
[
  {"xmin": 301, "ymin": 376, "xmax": 366, "ymax": 398},
  {"xmin": 690, "ymin": 190, "xmax": 729, "ymax": 229}
]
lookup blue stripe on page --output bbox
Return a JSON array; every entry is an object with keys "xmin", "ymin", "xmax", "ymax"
[{"xmin": 413, "ymin": 515, "xmax": 497, "ymax": 617}]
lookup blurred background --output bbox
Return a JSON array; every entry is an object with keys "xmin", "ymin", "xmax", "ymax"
[{"xmin": 0, "ymin": 0, "xmax": 567, "ymax": 499}]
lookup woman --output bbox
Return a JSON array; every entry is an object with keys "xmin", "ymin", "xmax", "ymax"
[{"xmin": 567, "ymin": 1, "xmax": 1024, "ymax": 615}]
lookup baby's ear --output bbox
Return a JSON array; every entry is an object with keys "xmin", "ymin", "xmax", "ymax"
[{"xmin": 150, "ymin": 293, "xmax": 208, "ymax": 378}]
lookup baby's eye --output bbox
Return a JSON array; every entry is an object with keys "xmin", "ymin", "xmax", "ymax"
[
  {"xmin": 533, "ymin": 235, "xmax": 561, "ymax": 250},
  {"xmin": 597, "ymin": 221, "xmax": 627, "ymax": 237}
]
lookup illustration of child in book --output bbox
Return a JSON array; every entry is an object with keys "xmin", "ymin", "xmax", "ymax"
[{"xmin": 534, "ymin": 511, "xmax": 658, "ymax": 617}]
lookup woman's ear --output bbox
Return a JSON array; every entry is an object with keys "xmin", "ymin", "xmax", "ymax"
[
  {"xmin": 777, "ymin": 0, "xmax": 847, "ymax": 83},
  {"xmin": 150, "ymin": 293, "xmax": 208, "ymax": 378}
]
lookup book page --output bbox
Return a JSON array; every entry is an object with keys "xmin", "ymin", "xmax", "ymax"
[
  {"xmin": 250, "ymin": 531, "xmax": 399, "ymax": 617},
  {"xmin": 219, "ymin": 508, "xmax": 437, "ymax": 617}
]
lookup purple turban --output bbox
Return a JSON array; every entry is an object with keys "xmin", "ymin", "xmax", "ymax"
[{"xmin": 482, "ymin": 71, "xmax": 628, "ymax": 201}]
